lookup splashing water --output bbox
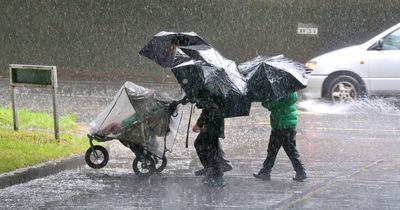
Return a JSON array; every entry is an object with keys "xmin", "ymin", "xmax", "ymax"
[
  {"xmin": 352, "ymin": 97, "xmax": 400, "ymax": 116},
  {"xmin": 298, "ymin": 97, "xmax": 400, "ymax": 116}
]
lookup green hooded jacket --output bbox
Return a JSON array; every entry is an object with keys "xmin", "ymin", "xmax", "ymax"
[{"xmin": 261, "ymin": 92, "xmax": 298, "ymax": 129}]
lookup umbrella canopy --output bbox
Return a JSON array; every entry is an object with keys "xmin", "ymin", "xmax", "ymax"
[
  {"xmin": 140, "ymin": 32, "xmax": 250, "ymax": 117},
  {"xmin": 139, "ymin": 31, "xmax": 209, "ymax": 68},
  {"xmin": 238, "ymin": 55, "xmax": 312, "ymax": 101},
  {"xmin": 171, "ymin": 60, "xmax": 251, "ymax": 117},
  {"xmin": 177, "ymin": 45, "xmax": 247, "ymax": 96}
]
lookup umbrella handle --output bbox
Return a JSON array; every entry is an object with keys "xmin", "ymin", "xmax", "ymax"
[{"xmin": 185, "ymin": 104, "xmax": 194, "ymax": 148}]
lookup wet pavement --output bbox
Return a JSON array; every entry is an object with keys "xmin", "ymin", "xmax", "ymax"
[
  {"xmin": 1, "ymin": 79, "xmax": 400, "ymax": 209},
  {"xmin": 0, "ymin": 79, "xmax": 183, "ymax": 123}
]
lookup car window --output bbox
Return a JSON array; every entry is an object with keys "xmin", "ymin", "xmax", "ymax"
[{"xmin": 382, "ymin": 28, "xmax": 400, "ymax": 50}]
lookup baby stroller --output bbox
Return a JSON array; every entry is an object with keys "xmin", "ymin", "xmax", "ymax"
[{"xmin": 85, "ymin": 81, "xmax": 182, "ymax": 177}]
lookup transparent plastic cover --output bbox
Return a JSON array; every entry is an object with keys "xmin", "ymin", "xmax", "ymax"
[{"xmin": 89, "ymin": 81, "xmax": 182, "ymax": 157}]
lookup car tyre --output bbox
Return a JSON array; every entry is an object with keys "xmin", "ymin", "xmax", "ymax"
[{"xmin": 324, "ymin": 75, "xmax": 362, "ymax": 103}]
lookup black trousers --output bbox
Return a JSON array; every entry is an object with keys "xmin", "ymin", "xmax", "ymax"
[
  {"xmin": 194, "ymin": 129, "xmax": 222, "ymax": 175},
  {"xmin": 262, "ymin": 128, "xmax": 305, "ymax": 173}
]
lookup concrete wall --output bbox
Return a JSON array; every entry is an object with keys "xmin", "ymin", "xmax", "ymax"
[{"xmin": 1, "ymin": 0, "xmax": 399, "ymax": 82}]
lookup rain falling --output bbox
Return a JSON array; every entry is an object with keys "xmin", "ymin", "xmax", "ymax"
[{"xmin": 1, "ymin": 0, "xmax": 400, "ymax": 209}]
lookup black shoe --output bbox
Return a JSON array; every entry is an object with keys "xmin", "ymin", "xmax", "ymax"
[
  {"xmin": 293, "ymin": 172, "xmax": 307, "ymax": 182},
  {"xmin": 221, "ymin": 162, "xmax": 233, "ymax": 173},
  {"xmin": 195, "ymin": 168, "xmax": 206, "ymax": 176},
  {"xmin": 253, "ymin": 168, "xmax": 271, "ymax": 181},
  {"xmin": 195, "ymin": 163, "xmax": 233, "ymax": 176}
]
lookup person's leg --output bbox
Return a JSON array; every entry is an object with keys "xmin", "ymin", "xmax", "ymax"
[
  {"xmin": 194, "ymin": 133, "xmax": 233, "ymax": 176},
  {"xmin": 194, "ymin": 131, "xmax": 208, "ymax": 168},
  {"xmin": 263, "ymin": 129, "xmax": 283, "ymax": 170},
  {"xmin": 218, "ymin": 139, "xmax": 233, "ymax": 171},
  {"xmin": 254, "ymin": 129, "xmax": 283, "ymax": 180},
  {"xmin": 196, "ymin": 138, "xmax": 232, "ymax": 176},
  {"xmin": 202, "ymin": 133, "xmax": 225, "ymax": 187},
  {"xmin": 281, "ymin": 128, "xmax": 307, "ymax": 181},
  {"xmin": 194, "ymin": 131, "xmax": 226, "ymax": 185}
]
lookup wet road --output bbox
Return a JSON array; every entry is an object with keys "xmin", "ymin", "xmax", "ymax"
[
  {"xmin": 1, "ymin": 79, "xmax": 400, "ymax": 209},
  {"xmin": 0, "ymin": 79, "xmax": 183, "ymax": 123}
]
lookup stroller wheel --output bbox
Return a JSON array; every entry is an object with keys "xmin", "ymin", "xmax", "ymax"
[
  {"xmin": 153, "ymin": 155, "xmax": 167, "ymax": 173},
  {"xmin": 85, "ymin": 145, "xmax": 109, "ymax": 169},
  {"xmin": 132, "ymin": 154, "xmax": 156, "ymax": 177}
]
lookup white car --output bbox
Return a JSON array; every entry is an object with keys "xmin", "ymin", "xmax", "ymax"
[{"xmin": 303, "ymin": 22, "xmax": 400, "ymax": 102}]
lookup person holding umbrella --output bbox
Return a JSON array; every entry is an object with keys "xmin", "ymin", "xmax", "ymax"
[
  {"xmin": 139, "ymin": 32, "xmax": 243, "ymax": 186},
  {"xmin": 253, "ymin": 92, "xmax": 307, "ymax": 182},
  {"xmin": 192, "ymin": 107, "xmax": 231, "ymax": 187}
]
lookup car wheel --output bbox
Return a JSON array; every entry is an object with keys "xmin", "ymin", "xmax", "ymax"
[{"xmin": 325, "ymin": 75, "xmax": 361, "ymax": 103}]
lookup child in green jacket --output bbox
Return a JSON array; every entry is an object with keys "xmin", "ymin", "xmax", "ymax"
[{"xmin": 254, "ymin": 92, "xmax": 307, "ymax": 181}]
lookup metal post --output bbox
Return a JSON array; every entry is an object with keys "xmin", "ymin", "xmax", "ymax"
[
  {"xmin": 11, "ymin": 86, "xmax": 18, "ymax": 131},
  {"xmin": 52, "ymin": 86, "xmax": 60, "ymax": 141}
]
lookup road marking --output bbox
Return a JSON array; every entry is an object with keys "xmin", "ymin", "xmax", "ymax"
[
  {"xmin": 225, "ymin": 122, "xmax": 400, "ymax": 132},
  {"xmin": 312, "ymin": 127, "xmax": 400, "ymax": 132}
]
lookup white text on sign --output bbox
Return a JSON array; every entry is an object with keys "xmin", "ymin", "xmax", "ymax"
[{"xmin": 297, "ymin": 27, "xmax": 318, "ymax": 35}]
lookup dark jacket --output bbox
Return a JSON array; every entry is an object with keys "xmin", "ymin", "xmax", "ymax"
[
  {"xmin": 261, "ymin": 92, "xmax": 298, "ymax": 129},
  {"xmin": 196, "ymin": 108, "xmax": 225, "ymax": 138}
]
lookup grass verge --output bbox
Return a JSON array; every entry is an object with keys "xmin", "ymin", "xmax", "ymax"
[{"xmin": 0, "ymin": 106, "xmax": 87, "ymax": 173}]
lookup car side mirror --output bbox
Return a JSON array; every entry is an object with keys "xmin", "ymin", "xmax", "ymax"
[
  {"xmin": 377, "ymin": 39, "xmax": 384, "ymax": 50},
  {"xmin": 369, "ymin": 39, "xmax": 384, "ymax": 51}
]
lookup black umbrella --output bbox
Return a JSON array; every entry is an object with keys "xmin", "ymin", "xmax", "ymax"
[
  {"xmin": 171, "ymin": 60, "xmax": 251, "ymax": 117},
  {"xmin": 139, "ymin": 31, "xmax": 209, "ymax": 68},
  {"xmin": 238, "ymin": 55, "xmax": 312, "ymax": 101}
]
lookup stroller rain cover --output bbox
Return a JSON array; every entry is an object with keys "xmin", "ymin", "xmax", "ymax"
[{"xmin": 90, "ymin": 81, "xmax": 182, "ymax": 157}]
